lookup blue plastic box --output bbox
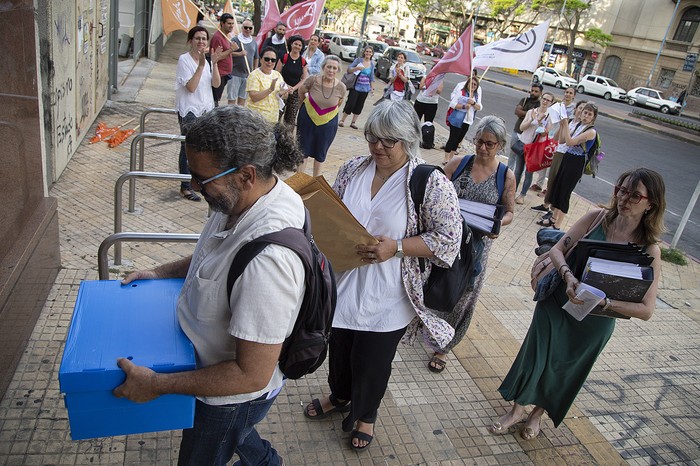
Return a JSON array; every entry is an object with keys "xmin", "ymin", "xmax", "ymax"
[{"xmin": 59, "ymin": 279, "xmax": 196, "ymax": 440}]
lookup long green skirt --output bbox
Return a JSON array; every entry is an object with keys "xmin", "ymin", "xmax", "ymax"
[{"xmin": 498, "ymin": 282, "xmax": 616, "ymax": 427}]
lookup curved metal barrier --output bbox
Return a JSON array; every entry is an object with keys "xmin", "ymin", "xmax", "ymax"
[
  {"xmin": 128, "ymin": 132, "xmax": 185, "ymax": 211},
  {"xmin": 98, "ymin": 232, "xmax": 200, "ymax": 280},
  {"xmin": 139, "ymin": 107, "xmax": 179, "ymax": 166},
  {"xmin": 114, "ymin": 171, "xmax": 192, "ymax": 265}
]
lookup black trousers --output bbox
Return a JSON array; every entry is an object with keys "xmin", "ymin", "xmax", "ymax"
[
  {"xmin": 212, "ymin": 74, "xmax": 232, "ymax": 106},
  {"xmin": 328, "ymin": 326, "xmax": 406, "ymax": 432},
  {"xmin": 445, "ymin": 122, "xmax": 470, "ymax": 152},
  {"xmin": 343, "ymin": 88, "xmax": 370, "ymax": 116},
  {"xmin": 414, "ymin": 100, "xmax": 438, "ymax": 123}
]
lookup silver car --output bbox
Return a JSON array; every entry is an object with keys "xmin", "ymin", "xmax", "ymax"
[{"xmin": 627, "ymin": 87, "xmax": 682, "ymax": 114}]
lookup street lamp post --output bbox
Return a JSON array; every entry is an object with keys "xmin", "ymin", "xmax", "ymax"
[{"xmin": 646, "ymin": 0, "xmax": 681, "ymax": 87}]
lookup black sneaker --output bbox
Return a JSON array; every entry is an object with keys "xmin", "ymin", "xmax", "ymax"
[{"xmin": 530, "ymin": 204, "xmax": 549, "ymax": 212}]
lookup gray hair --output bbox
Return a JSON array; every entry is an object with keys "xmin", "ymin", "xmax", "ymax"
[
  {"xmin": 185, "ymin": 106, "xmax": 304, "ymax": 177},
  {"xmin": 473, "ymin": 115, "xmax": 507, "ymax": 148},
  {"xmin": 364, "ymin": 100, "xmax": 421, "ymax": 160},
  {"xmin": 321, "ymin": 55, "xmax": 342, "ymax": 70}
]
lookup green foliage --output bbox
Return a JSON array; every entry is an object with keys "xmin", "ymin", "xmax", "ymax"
[
  {"xmin": 661, "ymin": 247, "xmax": 688, "ymax": 266},
  {"xmin": 326, "ymin": 0, "xmax": 365, "ymax": 17},
  {"xmin": 585, "ymin": 27, "xmax": 613, "ymax": 47}
]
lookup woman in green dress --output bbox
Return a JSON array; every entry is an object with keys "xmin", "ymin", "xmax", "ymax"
[{"xmin": 489, "ymin": 167, "xmax": 666, "ymax": 440}]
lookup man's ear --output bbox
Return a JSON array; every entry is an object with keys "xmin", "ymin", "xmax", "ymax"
[{"xmin": 236, "ymin": 165, "xmax": 257, "ymax": 189}]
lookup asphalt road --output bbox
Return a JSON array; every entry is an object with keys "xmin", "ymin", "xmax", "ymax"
[{"xmin": 395, "ymin": 63, "xmax": 700, "ymax": 259}]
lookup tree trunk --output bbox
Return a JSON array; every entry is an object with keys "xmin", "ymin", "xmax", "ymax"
[
  {"xmin": 566, "ymin": 11, "xmax": 580, "ymax": 74},
  {"xmin": 254, "ymin": 0, "xmax": 262, "ymax": 33}
]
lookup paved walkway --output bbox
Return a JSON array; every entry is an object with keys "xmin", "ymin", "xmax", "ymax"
[{"xmin": 1, "ymin": 31, "xmax": 699, "ymax": 465}]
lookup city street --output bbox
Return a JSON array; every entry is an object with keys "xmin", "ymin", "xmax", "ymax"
[{"xmin": 396, "ymin": 63, "xmax": 700, "ymax": 259}]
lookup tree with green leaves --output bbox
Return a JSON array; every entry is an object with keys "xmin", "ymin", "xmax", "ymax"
[
  {"xmin": 405, "ymin": 0, "xmax": 434, "ymax": 41},
  {"xmin": 545, "ymin": 0, "xmax": 604, "ymax": 73},
  {"xmin": 584, "ymin": 27, "xmax": 613, "ymax": 48}
]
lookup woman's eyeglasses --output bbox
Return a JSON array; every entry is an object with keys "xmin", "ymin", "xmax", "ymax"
[
  {"xmin": 472, "ymin": 138, "xmax": 499, "ymax": 150},
  {"xmin": 614, "ymin": 185, "xmax": 649, "ymax": 204},
  {"xmin": 262, "ymin": 56, "xmax": 276, "ymax": 63},
  {"xmin": 365, "ymin": 133, "xmax": 398, "ymax": 149}
]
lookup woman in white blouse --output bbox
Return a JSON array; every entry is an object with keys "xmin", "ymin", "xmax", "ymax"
[
  {"xmin": 175, "ymin": 26, "xmax": 225, "ymax": 202},
  {"xmin": 443, "ymin": 77, "xmax": 482, "ymax": 165}
]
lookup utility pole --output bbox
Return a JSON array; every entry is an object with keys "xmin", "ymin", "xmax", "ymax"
[
  {"xmin": 646, "ymin": 0, "xmax": 681, "ymax": 87},
  {"xmin": 356, "ymin": 0, "xmax": 371, "ymax": 56}
]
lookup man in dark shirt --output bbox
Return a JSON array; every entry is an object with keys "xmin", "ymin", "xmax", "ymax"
[
  {"xmin": 261, "ymin": 22, "xmax": 288, "ymax": 66},
  {"xmin": 507, "ymin": 83, "xmax": 542, "ymax": 198}
]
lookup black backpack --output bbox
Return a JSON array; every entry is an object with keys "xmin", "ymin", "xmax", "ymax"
[
  {"xmin": 420, "ymin": 122, "xmax": 435, "ymax": 150},
  {"xmin": 409, "ymin": 165, "xmax": 475, "ymax": 314},
  {"xmin": 227, "ymin": 210, "xmax": 337, "ymax": 379}
]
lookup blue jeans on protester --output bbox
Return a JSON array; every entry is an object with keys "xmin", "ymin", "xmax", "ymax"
[
  {"xmin": 507, "ymin": 130, "xmax": 533, "ymax": 196},
  {"xmin": 178, "ymin": 112, "xmax": 198, "ymax": 191},
  {"xmin": 177, "ymin": 394, "xmax": 282, "ymax": 466}
]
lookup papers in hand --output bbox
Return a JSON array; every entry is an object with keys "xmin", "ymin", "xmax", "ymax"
[
  {"xmin": 562, "ymin": 283, "xmax": 605, "ymax": 321},
  {"xmin": 547, "ymin": 102, "xmax": 568, "ymax": 124}
]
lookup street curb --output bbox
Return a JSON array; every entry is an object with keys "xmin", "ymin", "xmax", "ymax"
[{"xmin": 481, "ymin": 76, "xmax": 700, "ymax": 146}]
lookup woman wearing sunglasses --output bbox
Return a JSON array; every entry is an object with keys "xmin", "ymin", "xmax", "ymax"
[
  {"xmin": 426, "ymin": 116, "xmax": 516, "ymax": 373},
  {"xmin": 246, "ymin": 47, "xmax": 289, "ymax": 123},
  {"xmin": 303, "ymin": 100, "xmax": 462, "ymax": 451},
  {"xmin": 490, "ymin": 168, "xmax": 665, "ymax": 441}
]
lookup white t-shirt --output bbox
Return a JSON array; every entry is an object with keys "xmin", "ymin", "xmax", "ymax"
[
  {"xmin": 177, "ymin": 179, "xmax": 306, "ymax": 405},
  {"xmin": 333, "ymin": 160, "xmax": 416, "ymax": 332},
  {"xmin": 449, "ymin": 82, "xmax": 482, "ymax": 125},
  {"xmin": 175, "ymin": 52, "xmax": 215, "ymax": 118}
]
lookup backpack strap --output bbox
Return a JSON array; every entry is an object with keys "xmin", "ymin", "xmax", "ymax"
[
  {"xmin": 409, "ymin": 164, "xmax": 445, "ymax": 272},
  {"xmin": 450, "ymin": 156, "xmax": 506, "ymax": 204},
  {"xmin": 282, "ymin": 53, "xmax": 289, "ymax": 65},
  {"xmin": 301, "ymin": 57, "xmax": 307, "ymax": 67},
  {"xmin": 450, "ymin": 155, "xmax": 473, "ymax": 182}
]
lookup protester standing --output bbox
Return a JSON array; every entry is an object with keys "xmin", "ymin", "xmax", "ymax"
[
  {"xmin": 175, "ymin": 26, "xmax": 225, "ymax": 202},
  {"xmin": 388, "ymin": 52, "xmax": 409, "ymax": 100},
  {"xmin": 246, "ymin": 47, "xmax": 289, "ymax": 123},
  {"xmin": 339, "ymin": 46, "xmax": 375, "ymax": 129},
  {"xmin": 443, "ymin": 77, "xmax": 482, "ymax": 165},
  {"xmin": 413, "ymin": 76, "xmax": 444, "ymax": 123},
  {"xmin": 228, "ymin": 18, "xmax": 259, "ymax": 106},
  {"xmin": 209, "ymin": 14, "xmax": 239, "ymax": 107},
  {"xmin": 303, "ymin": 34, "xmax": 326, "ymax": 76},
  {"xmin": 507, "ymin": 84, "xmax": 542, "ymax": 184},
  {"xmin": 297, "ymin": 55, "xmax": 346, "ymax": 176},
  {"xmin": 277, "ymin": 35, "xmax": 308, "ymax": 125},
  {"xmin": 514, "ymin": 92, "xmax": 554, "ymax": 204},
  {"xmin": 261, "ymin": 21, "xmax": 287, "ymax": 66}
]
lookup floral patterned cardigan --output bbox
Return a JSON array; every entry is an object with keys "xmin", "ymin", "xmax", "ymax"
[{"xmin": 332, "ymin": 155, "xmax": 462, "ymax": 348}]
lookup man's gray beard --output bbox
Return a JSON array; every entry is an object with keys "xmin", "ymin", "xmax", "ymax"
[{"xmin": 206, "ymin": 185, "xmax": 240, "ymax": 214}]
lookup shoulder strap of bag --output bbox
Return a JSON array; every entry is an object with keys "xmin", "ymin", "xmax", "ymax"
[
  {"xmin": 282, "ymin": 53, "xmax": 289, "ymax": 65},
  {"xmin": 496, "ymin": 162, "xmax": 507, "ymax": 203},
  {"xmin": 450, "ymin": 155, "xmax": 473, "ymax": 181},
  {"xmin": 409, "ymin": 164, "xmax": 446, "ymax": 273}
]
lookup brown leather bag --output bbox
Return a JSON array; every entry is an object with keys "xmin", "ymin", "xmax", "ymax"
[{"xmin": 530, "ymin": 210, "xmax": 606, "ymax": 291}]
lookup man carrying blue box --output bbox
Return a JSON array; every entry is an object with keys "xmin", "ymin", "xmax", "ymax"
[{"xmin": 114, "ymin": 105, "xmax": 307, "ymax": 466}]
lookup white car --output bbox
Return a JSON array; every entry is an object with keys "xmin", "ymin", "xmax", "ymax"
[
  {"xmin": 577, "ymin": 74, "xmax": 627, "ymax": 101},
  {"xmin": 398, "ymin": 38, "xmax": 417, "ymax": 51},
  {"xmin": 363, "ymin": 40, "xmax": 388, "ymax": 62},
  {"xmin": 329, "ymin": 35, "xmax": 360, "ymax": 61},
  {"xmin": 627, "ymin": 87, "xmax": 682, "ymax": 114},
  {"xmin": 533, "ymin": 67, "xmax": 577, "ymax": 88}
]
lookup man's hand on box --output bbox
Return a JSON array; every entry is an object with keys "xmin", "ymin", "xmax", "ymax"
[
  {"xmin": 113, "ymin": 358, "xmax": 160, "ymax": 402},
  {"xmin": 121, "ymin": 270, "xmax": 160, "ymax": 285}
]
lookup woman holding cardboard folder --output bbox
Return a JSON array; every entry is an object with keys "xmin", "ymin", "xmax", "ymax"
[
  {"xmin": 490, "ymin": 168, "xmax": 665, "ymax": 441},
  {"xmin": 303, "ymin": 100, "xmax": 462, "ymax": 451},
  {"xmin": 426, "ymin": 116, "xmax": 516, "ymax": 373}
]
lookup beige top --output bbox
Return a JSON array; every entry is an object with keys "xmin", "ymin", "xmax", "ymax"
[{"xmin": 300, "ymin": 75, "xmax": 346, "ymax": 110}]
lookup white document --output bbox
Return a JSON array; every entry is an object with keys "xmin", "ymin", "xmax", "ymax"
[
  {"xmin": 562, "ymin": 283, "xmax": 606, "ymax": 321},
  {"xmin": 459, "ymin": 198, "xmax": 498, "ymax": 218},
  {"xmin": 584, "ymin": 257, "xmax": 643, "ymax": 279}
]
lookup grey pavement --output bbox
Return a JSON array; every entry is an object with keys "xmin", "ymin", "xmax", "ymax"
[{"xmin": 1, "ymin": 30, "xmax": 699, "ymax": 465}]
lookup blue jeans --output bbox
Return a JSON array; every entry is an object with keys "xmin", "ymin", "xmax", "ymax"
[
  {"xmin": 508, "ymin": 131, "xmax": 533, "ymax": 196},
  {"xmin": 178, "ymin": 112, "xmax": 198, "ymax": 191},
  {"xmin": 177, "ymin": 394, "xmax": 282, "ymax": 466}
]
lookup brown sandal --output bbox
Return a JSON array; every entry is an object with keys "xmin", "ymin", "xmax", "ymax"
[{"xmin": 428, "ymin": 355, "xmax": 447, "ymax": 373}]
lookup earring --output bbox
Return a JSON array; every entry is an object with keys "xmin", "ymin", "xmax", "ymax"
[{"xmin": 644, "ymin": 209, "xmax": 650, "ymax": 215}]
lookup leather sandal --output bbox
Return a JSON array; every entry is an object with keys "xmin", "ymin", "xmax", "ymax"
[
  {"xmin": 180, "ymin": 189, "xmax": 201, "ymax": 202},
  {"xmin": 521, "ymin": 416, "xmax": 542, "ymax": 440},
  {"xmin": 428, "ymin": 354, "xmax": 447, "ymax": 373},
  {"xmin": 350, "ymin": 123, "xmax": 359, "ymax": 129},
  {"xmin": 488, "ymin": 413, "xmax": 525, "ymax": 435},
  {"xmin": 350, "ymin": 429, "xmax": 374, "ymax": 451},
  {"xmin": 536, "ymin": 218, "xmax": 557, "ymax": 228},
  {"xmin": 304, "ymin": 394, "xmax": 350, "ymax": 420}
]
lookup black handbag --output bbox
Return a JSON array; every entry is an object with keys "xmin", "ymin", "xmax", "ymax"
[{"xmin": 409, "ymin": 165, "xmax": 475, "ymax": 313}]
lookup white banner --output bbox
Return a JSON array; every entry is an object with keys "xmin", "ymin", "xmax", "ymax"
[{"xmin": 472, "ymin": 20, "xmax": 550, "ymax": 72}]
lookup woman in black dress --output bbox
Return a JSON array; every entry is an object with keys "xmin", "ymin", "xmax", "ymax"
[{"xmin": 276, "ymin": 35, "xmax": 308, "ymax": 125}]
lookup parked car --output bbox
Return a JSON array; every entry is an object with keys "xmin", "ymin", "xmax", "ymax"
[
  {"xmin": 376, "ymin": 35, "xmax": 397, "ymax": 46},
  {"xmin": 626, "ymin": 87, "xmax": 682, "ymax": 114},
  {"xmin": 398, "ymin": 38, "xmax": 417, "ymax": 51},
  {"xmin": 416, "ymin": 42, "xmax": 432, "ymax": 54},
  {"xmin": 329, "ymin": 35, "xmax": 360, "ymax": 61},
  {"xmin": 375, "ymin": 47, "xmax": 427, "ymax": 87},
  {"xmin": 317, "ymin": 30, "xmax": 335, "ymax": 54},
  {"xmin": 533, "ymin": 66, "xmax": 577, "ymax": 88},
  {"xmin": 362, "ymin": 40, "xmax": 388, "ymax": 62},
  {"xmin": 430, "ymin": 45, "xmax": 446, "ymax": 58},
  {"xmin": 577, "ymin": 74, "xmax": 627, "ymax": 101}
]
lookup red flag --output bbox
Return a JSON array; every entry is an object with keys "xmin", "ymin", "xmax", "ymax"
[
  {"xmin": 257, "ymin": 0, "xmax": 282, "ymax": 51},
  {"xmin": 424, "ymin": 24, "xmax": 473, "ymax": 95},
  {"xmin": 280, "ymin": 0, "xmax": 326, "ymax": 40}
]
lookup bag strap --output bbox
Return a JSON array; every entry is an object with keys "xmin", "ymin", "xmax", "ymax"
[
  {"xmin": 450, "ymin": 155, "xmax": 472, "ymax": 182},
  {"xmin": 450, "ymin": 156, "xmax": 506, "ymax": 204},
  {"xmin": 409, "ymin": 165, "xmax": 444, "ymax": 273}
]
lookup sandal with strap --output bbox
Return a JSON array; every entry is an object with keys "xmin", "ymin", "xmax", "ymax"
[
  {"xmin": 428, "ymin": 354, "xmax": 447, "ymax": 373},
  {"xmin": 350, "ymin": 429, "xmax": 374, "ymax": 451},
  {"xmin": 180, "ymin": 189, "xmax": 201, "ymax": 202},
  {"xmin": 304, "ymin": 394, "xmax": 351, "ymax": 420},
  {"xmin": 536, "ymin": 218, "xmax": 557, "ymax": 228},
  {"xmin": 350, "ymin": 123, "xmax": 359, "ymax": 129}
]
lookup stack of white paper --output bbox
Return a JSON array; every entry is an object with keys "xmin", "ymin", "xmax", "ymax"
[
  {"xmin": 585, "ymin": 257, "xmax": 643, "ymax": 279},
  {"xmin": 459, "ymin": 199, "xmax": 498, "ymax": 218},
  {"xmin": 460, "ymin": 212, "xmax": 497, "ymax": 233}
]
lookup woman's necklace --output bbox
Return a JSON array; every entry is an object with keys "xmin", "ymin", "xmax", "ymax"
[
  {"xmin": 375, "ymin": 173, "xmax": 389, "ymax": 184},
  {"xmin": 290, "ymin": 52, "xmax": 300, "ymax": 64},
  {"xmin": 321, "ymin": 77, "xmax": 334, "ymax": 99}
]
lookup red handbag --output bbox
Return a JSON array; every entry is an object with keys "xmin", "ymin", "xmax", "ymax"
[{"xmin": 524, "ymin": 135, "xmax": 557, "ymax": 172}]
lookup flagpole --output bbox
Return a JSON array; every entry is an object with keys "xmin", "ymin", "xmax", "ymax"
[{"xmin": 187, "ymin": 0, "xmax": 251, "ymax": 75}]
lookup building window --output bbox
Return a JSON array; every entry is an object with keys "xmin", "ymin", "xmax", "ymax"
[
  {"xmin": 657, "ymin": 68, "xmax": 675, "ymax": 89},
  {"xmin": 673, "ymin": 7, "xmax": 700, "ymax": 43},
  {"xmin": 601, "ymin": 55, "xmax": 622, "ymax": 80}
]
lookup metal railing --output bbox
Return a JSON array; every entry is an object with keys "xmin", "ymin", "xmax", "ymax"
[
  {"xmin": 98, "ymin": 232, "xmax": 200, "ymax": 280},
  {"xmin": 128, "ymin": 132, "xmax": 185, "ymax": 211},
  {"xmin": 114, "ymin": 171, "xmax": 192, "ymax": 265},
  {"xmin": 139, "ymin": 108, "xmax": 178, "ymax": 140}
]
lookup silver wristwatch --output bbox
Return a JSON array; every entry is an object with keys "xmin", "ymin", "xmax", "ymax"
[{"xmin": 394, "ymin": 239, "xmax": 404, "ymax": 259}]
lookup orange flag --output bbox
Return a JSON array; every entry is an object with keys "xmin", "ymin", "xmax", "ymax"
[
  {"xmin": 223, "ymin": 0, "xmax": 235, "ymax": 15},
  {"xmin": 162, "ymin": 0, "xmax": 199, "ymax": 35}
]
